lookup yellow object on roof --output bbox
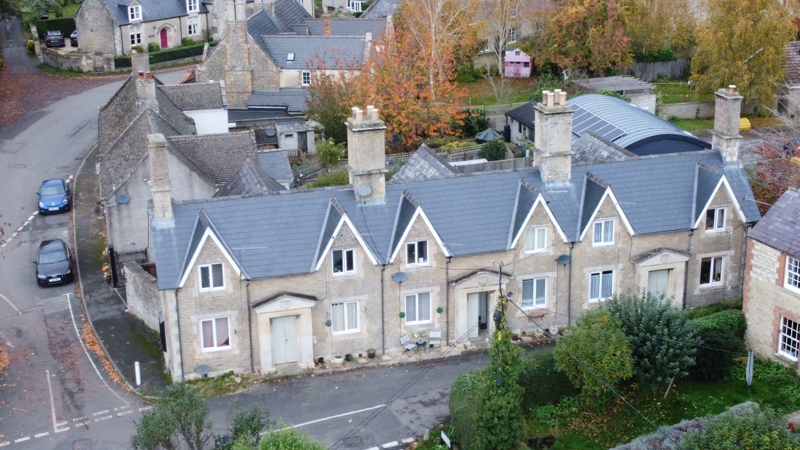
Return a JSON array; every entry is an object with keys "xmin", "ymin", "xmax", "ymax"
[{"xmin": 739, "ymin": 118, "xmax": 751, "ymax": 132}]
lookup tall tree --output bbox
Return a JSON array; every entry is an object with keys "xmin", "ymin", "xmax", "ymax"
[
  {"xmin": 528, "ymin": 0, "xmax": 632, "ymax": 76},
  {"xmin": 0, "ymin": 0, "xmax": 19, "ymax": 19},
  {"xmin": 691, "ymin": 0, "xmax": 794, "ymax": 111},
  {"xmin": 622, "ymin": 0, "xmax": 695, "ymax": 58},
  {"xmin": 306, "ymin": 52, "xmax": 367, "ymax": 144}
]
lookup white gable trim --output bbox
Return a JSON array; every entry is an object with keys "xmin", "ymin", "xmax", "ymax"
[
  {"xmin": 314, "ymin": 213, "xmax": 379, "ymax": 272},
  {"xmin": 579, "ymin": 187, "xmax": 636, "ymax": 241},
  {"xmin": 509, "ymin": 194, "xmax": 569, "ymax": 248},
  {"xmin": 253, "ymin": 296, "xmax": 317, "ymax": 314},
  {"xmin": 692, "ymin": 175, "xmax": 747, "ymax": 229},
  {"xmin": 389, "ymin": 207, "xmax": 452, "ymax": 263},
  {"xmin": 178, "ymin": 228, "xmax": 242, "ymax": 289}
]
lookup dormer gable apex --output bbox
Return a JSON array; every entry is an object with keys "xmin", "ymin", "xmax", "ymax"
[
  {"xmin": 312, "ymin": 197, "xmax": 379, "ymax": 272},
  {"xmin": 508, "ymin": 179, "xmax": 568, "ymax": 249},
  {"xmin": 691, "ymin": 174, "xmax": 747, "ymax": 229},
  {"xmin": 177, "ymin": 211, "xmax": 245, "ymax": 288},
  {"xmin": 578, "ymin": 174, "xmax": 635, "ymax": 241},
  {"xmin": 388, "ymin": 190, "xmax": 451, "ymax": 263}
]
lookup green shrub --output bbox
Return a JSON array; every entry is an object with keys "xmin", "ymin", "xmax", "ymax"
[
  {"xmin": 35, "ymin": 18, "xmax": 75, "ymax": 38},
  {"xmin": 26, "ymin": 40, "xmax": 35, "ymax": 54},
  {"xmin": 520, "ymin": 348, "xmax": 578, "ymax": 410},
  {"xmin": 148, "ymin": 43, "xmax": 205, "ymax": 64},
  {"xmin": 478, "ymin": 140, "xmax": 508, "ymax": 161},
  {"xmin": 313, "ymin": 170, "xmax": 349, "ymax": 188},
  {"xmin": 182, "ymin": 37, "xmax": 195, "ymax": 46},
  {"xmin": 258, "ymin": 427, "xmax": 326, "ymax": 449},
  {"xmin": 633, "ymin": 47, "xmax": 678, "ymax": 63},
  {"xmin": 114, "ymin": 55, "xmax": 132, "ymax": 69},
  {"xmin": 692, "ymin": 309, "xmax": 746, "ymax": 339},
  {"xmin": 147, "ymin": 42, "xmax": 161, "ymax": 53},
  {"xmin": 454, "ymin": 65, "xmax": 479, "ymax": 83},
  {"xmin": 689, "ymin": 318, "xmax": 741, "ymax": 381},
  {"xmin": 687, "ymin": 299, "xmax": 743, "ymax": 319},
  {"xmin": 681, "ymin": 404, "xmax": 800, "ymax": 450},
  {"xmin": 132, "ymin": 45, "xmax": 145, "ymax": 53},
  {"xmin": 449, "ymin": 370, "xmax": 487, "ymax": 450},
  {"xmin": 317, "ymin": 140, "xmax": 345, "ymax": 169}
]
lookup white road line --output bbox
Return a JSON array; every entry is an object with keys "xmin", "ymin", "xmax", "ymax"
[
  {"xmin": 34, "ymin": 432, "xmax": 49, "ymax": 438},
  {"xmin": 0, "ymin": 441, "xmax": 9, "ymax": 446},
  {"xmin": 401, "ymin": 438, "xmax": 415, "ymax": 443},
  {"xmin": 270, "ymin": 404, "xmax": 385, "ymax": 433},
  {"xmin": 0, "ymin": 292, "xmax": 21, "ymax": 315},
  {"xmin": 15, "ymin": 226, "xmax": 23, "ymax": 232},
  {"xmin": 46, "ymin": 370, "xmax": 62, "ymax": 433},
  {"xmin": 0, "ymin": 330, "xmax": 14, "ymax": 347},
  {"xmin": 365, "ymin": 447, "xmax": 379, "ymax": 450},
  {"xmin": 117, "ymin": 410, "xmax": 132, "ymax": 417},
  {"xmin": 114, "ymin": 405, "xmax": 130, "ymax": 411},
  {"xmin": 95, "ymin": 415, "xmax": 113, "ymax": 422},
  {"xmin": 65, "ymin": 294, "xmax": 129, "ymax": 404},
  {"xmin": 73, "ymin": 416, "xmax": 88, "ymax": 422},
  {"xmin": 55, "ymin": 421, "xmax": 67, "ymax": 428},
  {"xmin": 10, "ymin": 232, "xmax": 17, "ymax": 238},
  {"xmin": 74, "ymin": 421, "xmax": 89, "ymax": 427},
  {"xmin": 14, "ymin": 437, "xmax": 30, "ymax": 443},
  {"xmin": 54, "ymin": 427, "xmax": 69, "ymax": 433},
  {"xmin": 92, "ymin": 410, "xmax": 110, "ymax": 416},
  {"xmin": 381, "ymin": 442, "xmax": 398, "ymax": 448}
]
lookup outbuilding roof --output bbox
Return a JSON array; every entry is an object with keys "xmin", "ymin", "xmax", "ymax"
[{"xmin": 749, "ymin": 188, "xmax": 800, "ymax": 259}]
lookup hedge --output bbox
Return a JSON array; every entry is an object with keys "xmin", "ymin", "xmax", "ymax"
[
  {"xmin": 115, "ymin": 55, "xmax": 131, "ymax": 69},
  {"xmin": 147, "ymin": 43, "xmax": 205, "ymax": 64},
  {"xmin": 692, "ymin": 309, "xmax": 746, "ymax": 340},
  {"xmin": 35, "ymin": 18, "xmax": 75, "ymax": 39},
  {"xmin": 689, "ymin": 318, "xmax": 742, "ymax": 381},
  {"xmin": 519, "ymin": 348, "xmax": 578, "ymax": 410},
  {"xmin": 449, "ymin": 370, "xmax": 486, "ymax": 450}
]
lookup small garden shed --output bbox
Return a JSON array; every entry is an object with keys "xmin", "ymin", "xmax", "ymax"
[{"xmin": 504, "ymin": 49, "xmax": 531, "ymax": 78}]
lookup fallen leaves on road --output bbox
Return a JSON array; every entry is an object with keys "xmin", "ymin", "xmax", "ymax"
[
  {"xmin": 80, "ymin": 318, "xmax": 128, "ymax": 391},
  {"xmin": 0, "ymin": 347, "xmax": 8, "ymax": 375}
]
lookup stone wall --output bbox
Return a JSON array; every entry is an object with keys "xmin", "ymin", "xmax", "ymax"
[
  {"xmin": 660, "ymin": 102, "xmax": 715, "ymax": 119},
  {"xmin": 124, "ymin": 261, "xmax": 160, "ymax": 331},
  {"xmin": 75, "ymin": 0, "xmax": 117, "ymax": 56},
  {"xmin": 41, "ymin": 48, "xmax": 96, "ymax": 72}
]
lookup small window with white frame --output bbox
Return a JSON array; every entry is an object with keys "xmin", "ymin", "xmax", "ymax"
[
  {"xmin": 522, "ymin": 277, "xmax": 546, "ymax": 308},
  {"xmin": 331, "ymin": 301, "xmax": 359, "ymax": 333},
  {"xmin": 332, "ymin": 249, "xmax": 355, "ymax": 274},
  {"xmin": 200, "ymin": 317, "xmax": 230, "ymax": 350},
  {"xmin": 779, "ymin": 316, "xmax": 800, "ymax": 360},
  {"xmin": 129, "ymin": 5, "xmax": 142, "ymax": 21},
  {"xmin": 406, "ymin": 240, "xmax": 428, "ymax": 265},
  {"xmin": 187, "ymin": 0, "xmax": 198, "ymax": 12},
  {"xmin": 187, "ymin": 16, "xmax": 199, "ymax": 35},
  {"xmin": 592, "ymin": 219, "xmax": 614, "ymax": 245},
  {"xmin": 589, "ymin": 270, "xmax": 613, "ymax": 302},
  {"xmin": 524, "ymin": 227, "xmax": 547, "ymax": 253},
  {"xmin": 404, "ymin": 292, "xmax": 431, "ymax": 324},
  {"xmin": 199, "ymin": 263, "xmax": 224, "ymax": 290},
  {"xmin": 700, "ymin": 256, "xmax": 723, "ymax": 285},
  {"xmin": 130, "ymin": 24, "xmax": 142, "ymax": 45},
  {"xmin": 705, "ymin": 207, "xmax": 725, "ymax": 231},
  {"xmin": 301, "ymin": 70, "xmax": 311, "ymax": 86},
  {"xmin": 507, "ymin": 27, "xmax": 519, "ymax": 43},
  {"xmin": 786, "ymin": 256, "xmax": 800, "ymax": 292}
]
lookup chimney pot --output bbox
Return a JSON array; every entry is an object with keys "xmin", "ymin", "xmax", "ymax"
[
  {"xmin": 352, "ymin": 107, "xmax": 359, "ymax": 119},
  {"xmin": 355, "ymin": 108, "xmax": 363, "ymax": 122},
  {"xmin": 729, "ymin": 84, "xmax": 737, "ymax": 93},
  {"xmin": 371, "ymin": 108, "xmax": 379, "ymax": 121},
  {"xmin": 559, "ymin": 91, "xmax": 567, "ymax": 106},
  {"xmin": 145, "ymin": 71, "xmax": 151, "ymax": 80},
  {"xmin": 547, "ymin": 92, "xmax": 555, "ymax": 108},
  {"xmin": 138, "ymin": 71, "xmax": 144, "ymax": 80},
  {"xmin": 541, "ymin": 90, "xmax": 550, "ymax": 103}
]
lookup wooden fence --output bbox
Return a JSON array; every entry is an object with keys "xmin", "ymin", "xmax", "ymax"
[{"xmin": 625, "ymin": 59, "xmax": 689, "ymax": 82}]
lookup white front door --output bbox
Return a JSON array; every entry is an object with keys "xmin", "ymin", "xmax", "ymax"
[
  {"xmin": 648, "ymin": 269, "xmax": 669, "ymax": 299},
  {"xmin": 467, "ymin": 293, "xmax": 480, "ymax": 339},
  {"xmin": 272, "ymin": 316, "xmax": 298, "ymax": 365}
]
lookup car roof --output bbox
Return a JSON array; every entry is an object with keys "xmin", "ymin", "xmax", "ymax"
[
  {"xmin": 39, "ymin": 239, "xmax": 67, "ymax": 250},
  {"xmin": 47, "ymin": 30, "xmax": 61, "ymax": 34},
  {"xmin": 41, "ymin": 178, "xmax": 65, "ymax": 186}
]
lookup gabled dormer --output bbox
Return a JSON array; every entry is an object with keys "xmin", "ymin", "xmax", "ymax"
[
  {"xmin": 508, "ymin": 179, "xmax": 568, "ymax": 252},
  {"xmin": 127, "ymin": 0, "xmax": 142, "ymax": 22},
  {"xmin": 387, "ymin": 190, "xmax": 451, "ymax": 265},
  {"xmin": 186, "ymin": 0, "xmax": 199, "ymax": 13},
  {"xmin": 177, "ymin": 211, "xmax": 247, "ymax": 290},
  {"xmin": 312, "ymin": 197, "xmax": 378, "ymax": 273},
  {"xmin": 577, "ymin": 173, "xmax": 635, "ymax": 244},
  {"xmin": 691, "ymin": 163, "xmax": 746, "ymax": 233}
]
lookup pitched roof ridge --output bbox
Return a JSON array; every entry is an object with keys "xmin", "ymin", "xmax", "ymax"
[
  {"xmin": 401, "ymin": 189, "xmax": 420, "ymax": 208},
  {"xmin": 585, "ymin": 172, "xmax": 609, "ymax": 188},
  {"xmin": 696, "ymin": 160, "xmax": 718, "ymax": 174},
  {"xmin": 100, "ymin": 77, "xmax": 135, "ymax": 112}
]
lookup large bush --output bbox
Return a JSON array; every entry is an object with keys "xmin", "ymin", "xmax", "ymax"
[
  {"xmin": 478, "ymin": 140, "xmax": 508, "ymax": 161},
  {"xmin": 689, "ymin": 318, "xmax": 741, "ymax": 381},
  {"xmin": 692, "ymin": 309, "xmax": 746, "ymax": 340},
  {"xmin": 520, "ymin": 348, "xmax": 578, "ymax": 410},
  {"xmin": 313, "ymin": 170, "xmax": 349, "ymax": 188},
  {"xmin": 131, "ymin": 383, "xmax": 212, "ymax": 450},
  {"xmin": 681, "ymin": 404, "xmax": 800, "ymax": 450},
  {"xmin": 605, "ymin": 293, "xmax": 698, "ymax": 389},
  {"xmin": 255, "ymin": 427, "xmax": 326, "ymax": 450},
  {"xmin": 449, "ymin": 370, "xmax": 487, "ymax": 450}
]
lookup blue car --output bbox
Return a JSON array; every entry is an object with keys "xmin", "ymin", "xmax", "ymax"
[{"xmin": 37, "ymin": 179, "xmax": 71, "ymax": 214}]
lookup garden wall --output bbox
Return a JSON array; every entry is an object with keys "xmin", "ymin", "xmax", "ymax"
[
  {"xmin": 660, "ymin": 101, "xmax": 715, "ymax": 119},
  {"xmin": 41, "ymin": 48, "xmax": 96, "ymax": 72},
  {"xmin": 124, "ymin": 261, "xmax": 160, "ymax": 331}
]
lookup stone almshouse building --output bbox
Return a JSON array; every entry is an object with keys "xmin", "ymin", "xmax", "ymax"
[{"xmin": 149, "ymin": 87, "xmax": 760, "ymax": 380}]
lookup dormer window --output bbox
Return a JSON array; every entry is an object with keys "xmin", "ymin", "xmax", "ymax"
[
  {"xmin": 332, "ymin": 249, "xmax": 355, "ymax": 274},
  {"xmin": 187, "ymin": 0, "xmax": 198, "ymax": 12},
  {"xmin": 287, "ymin": 53, "xmax": 295, "ymax": 61},
  {"xmin": 406, "ymin": 240, "xmax": 428, "ymax": 265},
  {"xmin": 129, "ymin": 5, "xmax": 142, "ymax": 21},
  {"xmin": 705, "ymin": 207, "xmax": 725, "ymax": 232}
]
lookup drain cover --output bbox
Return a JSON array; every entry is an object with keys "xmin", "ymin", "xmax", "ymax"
[
  {"xmin": 344, "ymin": 436, "xmax": 363, "ymax": 448},
  {"xmin": 73, "ymin": 439, "xmax": 92, "ymax": 449}
]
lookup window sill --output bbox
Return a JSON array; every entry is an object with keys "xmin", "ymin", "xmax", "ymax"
[
  {"xmin": 784, "ymin": 284, "xmax": 800, "ymax": 295},
  {"xmin": 592, "ymin": 242, "xmax": 614, "ymax": 247},
  {"xmin": 775, "ymin": 351, "xmax": 798, "ymax": 363},
  {"xmin": 332, "ymin": 272, "xmax": 356, "ymax": 277},
  {"xmin": 699, "ymin": 282, "xmax": 723, "ymax": 288},
  {"xmin": 201, "ymin": 346, "xmax": 231, "ymax": 353},
  {"xmin": 332, "ymin": 330, "xmax": 360, "ymax": 336},
  {"xmin": 199, "ymin": 287, "xmax": 225, "ymax": 293}
]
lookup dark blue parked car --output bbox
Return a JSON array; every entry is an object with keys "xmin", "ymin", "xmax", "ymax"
[{"xmin": 37, "ymin": 179, "xmax": 71, "ymax": 214}]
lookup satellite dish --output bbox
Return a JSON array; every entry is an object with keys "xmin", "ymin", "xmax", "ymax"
[
  {"xmin": 357, "ymin": 184, "xmax": 372, "ymax": 197},
  {"xmin": 266, "ymin": 129, "xmax": 276, "ymax": 137},
  {"xmin": 392, "ymin": 272, "xmax": 407, "ymax": 283},
  {"xmin": 556, "ymin": 254, "xmax": 571, "ymax": 265},
  {"xmin": 117, "ymin": 194, "xmax": 130, "ymax": 204}
]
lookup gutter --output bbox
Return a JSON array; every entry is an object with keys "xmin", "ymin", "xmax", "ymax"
[
  {"xmin": 567, "ymin": 243, "xmax": 574, "ymax": 326},
  {"xmin": 246, "ymin": 280, "xmax": 253, "ymax": 372},
  {"xmin": 381, "ymin": 264, "xmax": 385, "ymax": 355},
  {"xmin": 683, "ymin": 230, "xmax": 694, "ymax": 309}
]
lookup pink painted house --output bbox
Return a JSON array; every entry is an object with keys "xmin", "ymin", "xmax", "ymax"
[{"xmin": 505, "ymin": 49, "xmax": 531, "ymax": 78}]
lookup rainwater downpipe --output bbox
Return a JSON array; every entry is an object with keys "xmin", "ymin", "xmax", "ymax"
[
  {"xmin": 246, "ymin": 280, "xmax": 254, "ymax": 373},
  {"xmin": 175, "ymin": 287, "xmax": 185, "ymax": 381},
  {"xmin": 683, "ymin": 229, "xmax": 694, "ymax": 309},
  {"xmin": 446, "ymin": 256, "xmax": 451, "ymax": 345},
  {"xmin": 381, "ymin": 264, "xmax": 386, "ymax": 355},
  {"xmin": 740, "ymin": 223, "xmax": 752, "ymax": 300},
  {"xmin": 567, "ymin": 244, "xmax": 574, "ymax": 326}
]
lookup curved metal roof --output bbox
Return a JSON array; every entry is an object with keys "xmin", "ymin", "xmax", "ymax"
[{"xmin": 567, "ymin": 94, "xmax": 709, "ymax": 152}]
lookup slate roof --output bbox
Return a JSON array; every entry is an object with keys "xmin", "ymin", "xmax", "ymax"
[
  {"xmin": 168, "ymin": 131, "xmax": 258, "ymax": 185},
  {"xmin": 213, "ymin": 158, "xmax": 286, "ymax": 198},
  {"xmin": 749, "ymin": 188, "xmax": 800, "ymax": 259},
  {"xmin": 104, "ymin": 0, "xmax": 208, "ymax": 26},
  {"xmin": 98, "ymin": 78, "xmax": 139, "ymax": 154},
  {"xmin": 259, "ymin": 35, "xmax": 367, "ymax": 70},
  {"xmin": 786, "ymin": 41, "xmax": 800, "ymax": 86},
  {"xmin": 360, "ymin": 0, "xmax": 399, "ymax": 19},
  {"xmin": 302, "ymin": 18, "xmax": 386, "ymax": 37},
  {"xmin": 572, "ymin": 132, "xmax": 637, "ymax": 164},
  {"xmin": 257, "ymin": 149, "xmax": 294, "ymax": 183},
  {"xmin": 159, "ymin": 83, "xmax": 223, "ymax": 111},
  {"xmin": 246, "ymin": 0, "xmax": 311, "ymax": 37},
  {"xmin": 389, "ymin": 144, "xmax": 458, "ymax": 183},
  {"xmin": 248, "ymin": 88, "xmax": 310, "ymax": 113},
  {"xmin": 505, "ymin": 95, "xmax": 710, "ymax": 155},
  {"xmin": 152, "ymin": 149, "xmax": 761, "ymax": 290}
]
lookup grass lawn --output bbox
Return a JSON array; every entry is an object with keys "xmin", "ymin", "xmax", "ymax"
[
  {"xmin": 669, "ymin": 118, "xmax": 714, "ymax": 131},
  {"xmin": 654, "ymin": 81, "xmax": 715, "ymax": 104},
  {"xmin": 528, "ymin": 359, "xmax": 800, "ymax": 449},
  {"xmin": 61, "ymin": 3, "xmax": 80, "ymax": 18},
  {"xmin": 460, "ymin": 77, "xmax": 554, "ymax": 107}
]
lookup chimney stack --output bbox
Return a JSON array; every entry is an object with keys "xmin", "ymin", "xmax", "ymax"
[
  {"xmin": 712, "ymin": 85, "xmax": 743, "ymax": 164},
  {"xmin": 322, "ymin": 16, "xmax": 332, "ymax": 36},
  {"xmin": 224, "ymin": 0, "xmax": 253, "ymax": 108},
  {"xmin": 136, "ymin": 70, "xmax": 158, "ymax": 114},
  {"xmin": 131, "ymin": 49, "xmax": 150, "ymax": 79},
  {"xmin": 533, "ymin": 89, "xmax": 573, "ymax": 184},
  {"xmin": 148, "ymin": 133, "xmax": 174, "ymax": 229},
  {"xmin": 346, "ymin": 105, "xmax": 387, "ymax": 204}
]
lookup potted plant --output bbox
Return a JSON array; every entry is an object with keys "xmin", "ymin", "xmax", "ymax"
[
  {"xmin": 345, "ymin": 353, "xmax": 354, "ymax": 362},
  {"xmin": 367, "ymin": 348, "xmax": 376, "ymax": 359},
  {"xmin": 549, "ymin": 326, "xmax": 559, "ymax": 336},
  {"xmin": 333, "ymin": 355, "xmax": 344, "ymax": 364},
  {"xmin": 534, "ymin": 328, "xmax": 544, "ymax": 338}
]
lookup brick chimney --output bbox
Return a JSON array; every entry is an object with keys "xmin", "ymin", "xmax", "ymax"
[
  {"xmin": 131, "ymin": 49, "xmax": 150, "ymax": 78},
  {"xmin": 322, "ymin": 16, "xmax": 331, "ymax": 36},
  {"xmin": 224, "ymin": 0, "xmax": 253, "ymax": 109},
  {"xmin": 712, "ymin": 85, "xmax": 743, "ymax": 164},
  {"xmin": 363, "ymin": 32, "xmax": 372, "ymax": 61},
  {"xmin": 346, "ymin": 106, "xmax": 387, "ymax": 204},
  {"xmin": 148, "ymin": 133, "xmax": 174, "ymax": 229},
  {"xmin": 534, "ymin": 89, "xmax": 573, "ymax": 184},
  {"xmin": 136, "ymin": 71, "xmax": 158, "ymax": 114}
]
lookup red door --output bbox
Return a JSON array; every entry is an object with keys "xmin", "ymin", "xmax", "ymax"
[{"xmin": 160, "ymin": 29, "xmax": 168, "ymax": 48}]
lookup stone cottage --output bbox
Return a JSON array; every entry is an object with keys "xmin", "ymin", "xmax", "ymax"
[{"xmin": 147, "ymin": 85, "xmax": 760, "ymax": 381}]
